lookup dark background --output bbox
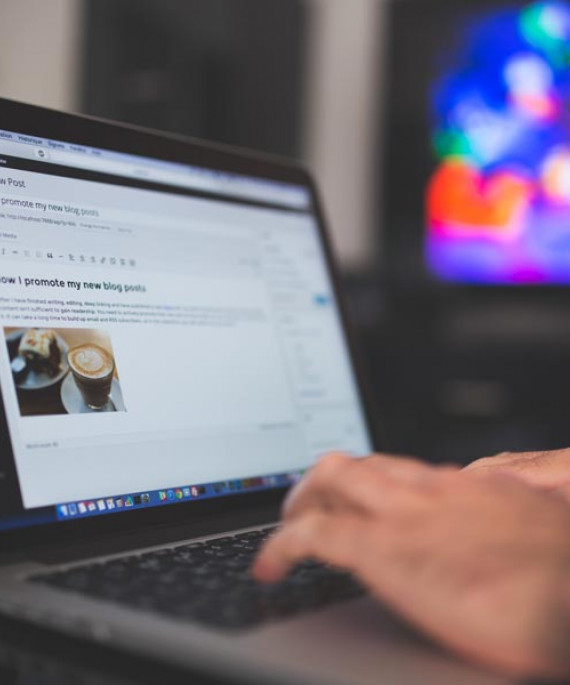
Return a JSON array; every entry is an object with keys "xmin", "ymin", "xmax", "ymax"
[{"xmin": 3, "ymin": 0, "xmax": 570, "ymax": 465}]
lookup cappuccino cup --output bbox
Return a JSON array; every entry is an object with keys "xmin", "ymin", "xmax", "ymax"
[{"xmin": 68, "ymin": 344, "xmax": 115, "ymax": 409}]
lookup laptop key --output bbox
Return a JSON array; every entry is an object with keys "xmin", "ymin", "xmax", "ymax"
[{"xmin": 31, "ymin": 527, "xmax": 365, "ymax": 632}]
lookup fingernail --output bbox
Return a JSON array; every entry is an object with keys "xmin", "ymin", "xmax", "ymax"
[{"xmin": 251, "ymin": 557, "xmax": 284, "ymax": 584}]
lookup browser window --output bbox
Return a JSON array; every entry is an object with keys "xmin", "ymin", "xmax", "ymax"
[{"xmin": 0, "ymin": 129, "xmax": 372, "ymax": 524}]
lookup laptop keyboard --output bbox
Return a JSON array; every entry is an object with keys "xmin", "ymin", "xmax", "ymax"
[{"xmin": 31, "ymin": 527, "xmax": 365, "ymax": 631}]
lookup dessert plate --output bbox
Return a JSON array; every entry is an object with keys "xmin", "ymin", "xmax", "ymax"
[{"xmin": 7, "ymin": 330, "xmax": 69, "ymax": 390}]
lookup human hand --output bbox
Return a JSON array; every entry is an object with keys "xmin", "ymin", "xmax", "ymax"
[
  {"xmin": 465, "ymin": 449, "xmax": 570, "ymax": 500},
  {"xmin": 253, "ymin": 453, "xmax": 570, "ymax": 680}
]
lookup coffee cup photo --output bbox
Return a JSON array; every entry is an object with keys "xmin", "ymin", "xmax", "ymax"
[
  {"xmin": 4, "ymin": 327, "xmax": 127, "ymax": 417},
  {"xmin": 68, "ymin": 344, "xmax": 115, "ymax": 410}
]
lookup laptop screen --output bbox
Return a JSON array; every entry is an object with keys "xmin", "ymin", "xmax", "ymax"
[{"xmin": 0, "ymin": 127, "xmax": 372, "ymax": 531}]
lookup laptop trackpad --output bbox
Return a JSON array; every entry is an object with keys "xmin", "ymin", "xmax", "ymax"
[{"xmin": 237, "ymin": 597, "xmax": 512, "ymax": 685}]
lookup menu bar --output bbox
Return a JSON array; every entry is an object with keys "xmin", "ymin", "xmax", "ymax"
[{"xmin": 0, "ymin": 128, "xmax": 311, "ymax": 211}]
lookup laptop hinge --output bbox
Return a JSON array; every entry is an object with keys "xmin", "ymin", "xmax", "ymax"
[{"xmin": 9, "ymin": 504, "xmax": 279, "ymax": 566}]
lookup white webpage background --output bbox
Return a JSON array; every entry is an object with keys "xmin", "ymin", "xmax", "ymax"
[{"xmin": 0, "ymin": 164, "xmax": 372, "ymax": 509}]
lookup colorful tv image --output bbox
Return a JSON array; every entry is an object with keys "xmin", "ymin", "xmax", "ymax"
[{"xmin": 427, "ymin": 1, "xmax": 570, "ymax": 284}]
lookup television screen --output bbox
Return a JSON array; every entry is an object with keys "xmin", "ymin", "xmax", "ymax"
[{"xmin": 426, "ymin": 1, "xmax": 570, "ymax": 284}]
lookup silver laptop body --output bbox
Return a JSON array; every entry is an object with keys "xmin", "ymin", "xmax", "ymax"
[{"xmin": 0, "ymin": 99, "xmax": 508, "ymax": 685}]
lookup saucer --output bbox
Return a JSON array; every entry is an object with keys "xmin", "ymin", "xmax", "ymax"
[{"xmin": 61, "ymin": 374, "xmax": 126, "ymax": 414}]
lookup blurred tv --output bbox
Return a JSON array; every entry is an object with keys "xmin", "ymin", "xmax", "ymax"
[{"xmin": 384, "ymin": 0, "xmax": 570, "ymax": 287}]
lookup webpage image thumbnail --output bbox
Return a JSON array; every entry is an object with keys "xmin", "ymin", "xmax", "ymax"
[{"xmin": 5, "ymin": 327, "xmax": 126, "ymax": 416}]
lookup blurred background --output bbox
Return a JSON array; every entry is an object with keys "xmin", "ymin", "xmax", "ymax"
[{"xmin": 3, "ymin": 0, "xmax": 570, "ymax": 464}]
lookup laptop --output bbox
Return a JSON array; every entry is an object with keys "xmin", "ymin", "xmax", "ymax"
[{"xmin": 0, "ymin": 99, "xmax": 507, "ymax": 685}]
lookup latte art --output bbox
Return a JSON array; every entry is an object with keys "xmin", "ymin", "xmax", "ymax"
[
  {"xmin": 68, "ymin": 343, "xmax": 115, "ymax": 409},
  {"xmin": 68, "ymin": 345, "xmax": 113, "ymax": 379}
]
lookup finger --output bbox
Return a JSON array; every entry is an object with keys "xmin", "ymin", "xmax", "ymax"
[
  {"xmin": 283, "ymin": 453, "xmax": 384, "ymax": 520},
  {"xmin": 283, "ymin": 452, "xmax": 444, "ymax": 522},
  {"xmin": 252, "ymin": 510, "xmax": 371, "ymax": 583}
]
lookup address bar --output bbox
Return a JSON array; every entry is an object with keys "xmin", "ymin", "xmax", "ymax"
[
  {"xmin": 48, "ymin": 149, "xmax": 219, "ymax": 194},
  {"xmin": 48, "ymin": 150, "xmax": 309, "ymax": 209},
  {"xmin": 0, "ymin": 138, "xmax": 310, "ymax": 209}
]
